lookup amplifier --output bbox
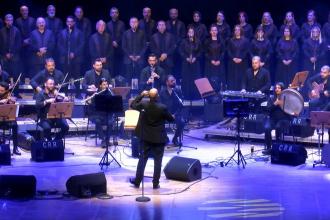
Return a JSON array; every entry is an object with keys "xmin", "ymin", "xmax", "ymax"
[
  {"xmin": 286, "ymin": 117, "xmax": 315, "ymax": 138},
  {"xmin": 271, "ymin": 142, "xmax": 307, "ymax": 166},
  {"xmin": 0, "ymin": 144, "xmax": 11, "ymax": 165},
  {"xmin": 242, "ymin": 113, "xmax": 266, "ymax": 134},
  {"xmin": 31, "ymin": 140, "xmax": 64, "ymax": 162}
]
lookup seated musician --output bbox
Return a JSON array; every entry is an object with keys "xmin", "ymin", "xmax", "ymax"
[
  {"xmin": 159, "ymin": 75, "xmax": 184, "ymax": 146},
  {"xmin": 140, "ymin": 54, "xmax": 165, "ymax": 91},
  {"xmin": 88, "ymin": 78, "xmax": 114, "ymax": 147},
  {"xmin": 83, "ymin": 58, "xmax": 111, "ymax": 97},
  {"xmin": 0, "ymin": 64, "xmax": 10, "ymax": 84},
  {"xmin": 241, "ymin": 56, "xmax": 271, "ymax": 94},
  {"xmin": 35, "ymin": 77, "xmax": 69, "ymax": 141},
  {"xmin": 308, "ymin": 65, "xmax": 330, "ymax": 111},
  {"xmin": 31, "ymin": 58, "xmax": 64, "ymax": 94},
  {"xmin": 263, "ymin": 82, "xmax": 292, "ymax": 155},
  {"xmin": 0, "ymin": 82, "xmax": 20, "ymax": 155}
]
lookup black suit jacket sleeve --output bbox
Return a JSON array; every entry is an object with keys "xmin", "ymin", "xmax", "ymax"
[
  {"xmin": 130, "ymin": 94, "xmax": 144, "ymax": 111},
  {"xmin": 260, "ymin": 69, "xmax": 271, "ymax": 93},
  {"xmin": 31, "ymin": 71, "xmax": 43, "ymax": 89}
]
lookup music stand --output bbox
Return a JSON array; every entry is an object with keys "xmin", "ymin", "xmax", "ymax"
[
  {"xmin": 0, "ymin": 104, "xmax": 18, "ymax": 147},
  {"xmin": 47, "ymin": 102, "xmax": 74, "ymax": 151},
  {"xmin": 95, "ymin": 94, "xmax": 123, "ymax": 169},
  {"xmin": 194, "ymin": 78, "xmax": 217, "ymax": 99},
  {"xmin": 289, "ymin": 71, "xmax": 309, "ymax": 90},
  {"xmin": 223, "ymin": 99, "xmax": 249, "ymax": 168},
  {"xmin": 310, "ymin": 111, "xmax": 330, "ymax": 167}
]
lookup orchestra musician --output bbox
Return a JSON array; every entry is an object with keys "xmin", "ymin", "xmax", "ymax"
[
  {"xmin": 307, "ymin": 65, "xmax": 330, "ymax": 111},
  {"xmin": 86, "ymin": 78, "xmax": 114, "ymax": 147},
  {"xmin": 31, "ymin": 58, "xmax": 64, "ymax": 94},
  {"xmin": 35, "ymin": 77, "xmax": 69, "ymax": 141},
  {"xmin": 263, "ymin": 82, "xmax": 292, "ymax": 155},
  {"xmin": 139, "ymin": 53, "xmax": 165, "ymax": 91},
  {"xmin": 159, "ymin": 75, "xmax": 185, "ymax": 146},
  {"xmin": 0, "ymin": 81, "xmax": 20, "ymax": 155}
]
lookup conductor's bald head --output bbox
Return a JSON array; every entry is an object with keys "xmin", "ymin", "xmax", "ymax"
[{"xmin": 149, "ymin": 88, "xmax": 159, "ymax": 101}]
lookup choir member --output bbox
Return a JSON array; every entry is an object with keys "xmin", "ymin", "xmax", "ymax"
[
  {"xmin": 15, "ymin": 5, "xmax": 35, "ymax": 77},
  {"xmin": 57, "ymin": 16, "xmax": 84, "ymax": 98},
  {"xmin": 189, "ymin": 11, "xmax": 207, "ymax": 42},
  {"xmin": 89, "ymin": 20, "xmax": 113, "ymax": 72},
  {"xmin": 0, "ymin": 64, "xmax": 10, "ymax": 83},
  {"xmin": 227, "ymin": 25, "xmax": 250, "ymax": 90},
  {"xmin": 35, "ymin": 77, "xmax": 69, "ymax": 141},
  {"xmin": 139, "ymin": 53, "xmax": 165, "ymax": 91},
  {"xmin": 0, "ymin": 19, "xmax": 3, "ymax": 29},
  {"xmin": 166, "ymin": 8, "xmax": 186, "ymax": 44},
  {"xmin": 0, "ymin": 14, "xmax": 22, "ymax": 80},
  {"xmin": 250, "ymin": 27, "xmax": 272, "ymax": 70},
  {"xmin": 122, "ymin": 17, "xmax": 147, "ymax": 82},
  {"xmin": 258, "ymin": 12, "xmax": 278, "ymax": 46},
  {"xmin": 0, "ymin": 81, "xmax": 20, "ymax": 155},
  {"xmin": 74, "ymin": 6, "xmax": 92, "ymax": 41},
  {"xmin": 301, "ymin": 10, "xmax": 321, "ymax": 41},
  {"xmin": 237, "ymin": 11, "xmax": 253, "ymax": 40},
  {"xmin": 204, "ymin": 24, "xmax": 226, "ymax": 91},
  {"xmin": 179, "ymin": 26, "xmax": 202, "ymax": 100},
  {"xmin": 107, "ymin": 7, "xmax": 126, "ymax": 76},
  {"xmin": 30, "ymin": 17, "xmax": 55, "ymax": 75},
  {"xmin": 279, "ymin": 11, "xmax": 300, "ymax": 40},
  {"xmin": 138, "ymin": 7, "xmax": 156, "ymax": 45},
  {"xmin": 214, "ymin": 11, "xmax": 231, "ymax": 42},
  {"xmin": 322, "ymin": 12, "xmax": 330, "ymax": 61},
  {"xmin": 31, "ymin": 58, "xmax": 64, "ymax": 93},
  {"xmin": 150, "ymin": 20, "xmax": 176, "ymax": 75},
  {"xmin": 302, "ymin": 26, "xmax": 327, "ymax": 76},
  {"xmin": 45, "ymin": 5, "xmax": 63, "ymax": 36},
  {"xmin": 275, "ymin": 26, "xmax": 299, "ymax": 86}
]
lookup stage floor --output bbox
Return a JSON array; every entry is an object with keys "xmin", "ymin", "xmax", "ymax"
[{"xmin": 1, "ymin": 128, "xmax": 330, "ymax": 220}]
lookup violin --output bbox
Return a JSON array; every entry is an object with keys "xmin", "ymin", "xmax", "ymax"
[{"xmin": 0, "ymin": 91, "xmax": 16, "ymax": 104}]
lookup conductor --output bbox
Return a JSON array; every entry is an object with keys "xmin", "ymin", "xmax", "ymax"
[{"xmin": 129, "ymin": 88, "xmax": 174, "ymax": 189}]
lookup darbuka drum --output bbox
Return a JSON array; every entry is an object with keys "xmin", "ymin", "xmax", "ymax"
[{"xmin": 279, "ymin": 89, "xmax": 304, "ymax": 115}]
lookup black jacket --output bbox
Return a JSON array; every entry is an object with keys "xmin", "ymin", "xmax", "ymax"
[
  {"xmin": 121, "ymin": 29, "xmax": 147, "ymax": 64},
  {"xmin": 139, "ymin": 65, "xmax": 165, "ymax": 91},
  {"xmin": 30, "ymin": 29, "xmax": 55, "ymax": 65},
  {"xmin": 130, "ymin": 95, "xmax": 174, "ymax": 144},
  {"xmin": 150, "ymin": 32, "xmax": 176, "ymax": 67},
  {"xmin": 83, "ymin": 69, "xmax": 111, "ymax": 93},
  {"xmin": 242, "ymin": 67, "xmax": 271, "ymax": 93},
  {"xmin": 31, "ymin": 69, "xmax": 64, "ymax": 90}
]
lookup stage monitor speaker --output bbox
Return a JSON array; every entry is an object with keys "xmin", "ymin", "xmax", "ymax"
[
  {"xmin": 164, "ymin": 156, "xmax": 201, "ymax": 182},
  {"xmin": 322, "ymin": 144, "xmax": 330, "ymax": 167},
  {"xmin": 242, "ymin": 113, "xmax": 267, "ymax": 134},
  {"xmin": 271, "ymin": 143, "xmax": 307, "ymax": 166},
  {"xmin": 204, "ymin": 102, "xmax": 223, "ymax": 123},
  {"xmin": 0, "ymin": 175, "xmax": 36, "ymax": 198},
  {"xmin": 66, "ymin": 172, "xmax": 107, "ymax": 198},
  {"xmin": 0, "ymin": 144, "xmax": 11, "ymax": 165},
  {"xmin": 31, "ymin": 139, "xmax": 64, "ymax": 162},
  {"xmin": 286, "ymin": 118, "xmax": 315, "ymax": 138}
]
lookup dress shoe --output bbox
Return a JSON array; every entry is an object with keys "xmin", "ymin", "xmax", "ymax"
[
  {"xmin": 153, "ymin": 184, "xmax": 160, "ymax": 189},
  {"xmin": 13, "ymin": 148, "xmax": 21, "ymax": 156},
  {"xmin": 129, "ymin": 177, "xmax": 140, "ymax": 188}
]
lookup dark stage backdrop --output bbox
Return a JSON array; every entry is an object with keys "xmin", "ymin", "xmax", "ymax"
[{"xmin": 1, "ymin": 0, "xmax": 329, "ymax": 29}]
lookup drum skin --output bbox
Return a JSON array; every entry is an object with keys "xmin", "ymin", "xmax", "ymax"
[{"xmin": 279, "ymin": 89, "xmax": 304, "ymax": 115}]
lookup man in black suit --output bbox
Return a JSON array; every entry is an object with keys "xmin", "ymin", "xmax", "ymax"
[
  {"xmin": 31, "ymin": 58, "xmax": 64, "ymax": 94},
  {"xmin": 139, "ymin": 53, "xmax": 165, "ymax": 91},
  {"xmin": 150, "ymin": 20, "xmax": 176, "ymax": 75},
  {"xmin": 83, "ymin": 58, "xmax": 111, "ymax": 96},
  {"xmin": 57, "ymin": 16, "xmax": 84, "ymax": 98},
  {"xmin": 45, "ymin": 5, "xmax": 63, "ymax": 36},
  {"xmin": 241, "ymin": 56, "xmax": 271, "ymax": 94},
  {"xmin": 130, "ymin": 88, "xmax": 174, "ymax": 189}
]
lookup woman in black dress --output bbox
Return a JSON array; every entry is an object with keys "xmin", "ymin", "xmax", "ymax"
[
  {"xmin": 302, "ymin": 26, "xmax": 327, "ymax": 76},
  {"xmin": 227, "ymin": 25, "xmax": 250, "ymax": 90},
  {"xmin": 189, "ymin": 11, "xmax": 207, "ymax": 42},
  {"xmin": 276, "ymin": 26, "xmax": 299, "ymax": 87},
  {"xmin": 179, "ymin": 26, "xmax": 202, "ymax": 100},
  {"xmin": 204, "ymin": 24, "xmax": 226, "ymax": 91},
  {"xmin": 301, "ymin": 10, "xmax": 321, "ymax": 41},
  {"xmin": 250, "ymin": 27, "xmax": 272, "ymax": 71},
  {"xmin": 237, "ymin": 11, "xmax": 253, "ymax": 40},
  {"xmin": 258, "ymin": 12, "xmax": 278, "ymax": 47},
  {"xmin": 214, "ymin": 11, "xmax": 231, "ymax": 43},
  {"xmin": 279, "ymin": 11, "xmax": 300, "ymax": 40}
]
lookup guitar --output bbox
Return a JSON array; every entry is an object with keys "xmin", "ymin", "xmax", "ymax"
[{"xmin": 309, "ymin": 82, "xmax": 325, "ymax": 100}]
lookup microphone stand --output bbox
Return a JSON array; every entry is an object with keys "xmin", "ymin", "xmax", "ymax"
[{"xmin": 136, "ymin": 109, "xmax": 150, "ymax": 202}]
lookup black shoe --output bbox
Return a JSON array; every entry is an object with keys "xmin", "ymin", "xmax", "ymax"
[
  {"xmin": 172, "ymin": 137, "xmax": 180, "ymax": 146},
  {"xmin": 262, "ymin": 149, "xmax": 272, "ymax": 155},
  {"xmin": 13, "ymin": 148, "xmax": 21, "ymax": 156},
  {"xmin": 153, "ymin": 184, "xmax": 160, "ymax": 189},
  {"xmin": 129, "ymin": 177, "xmax": 140, "ymax": 188}
]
